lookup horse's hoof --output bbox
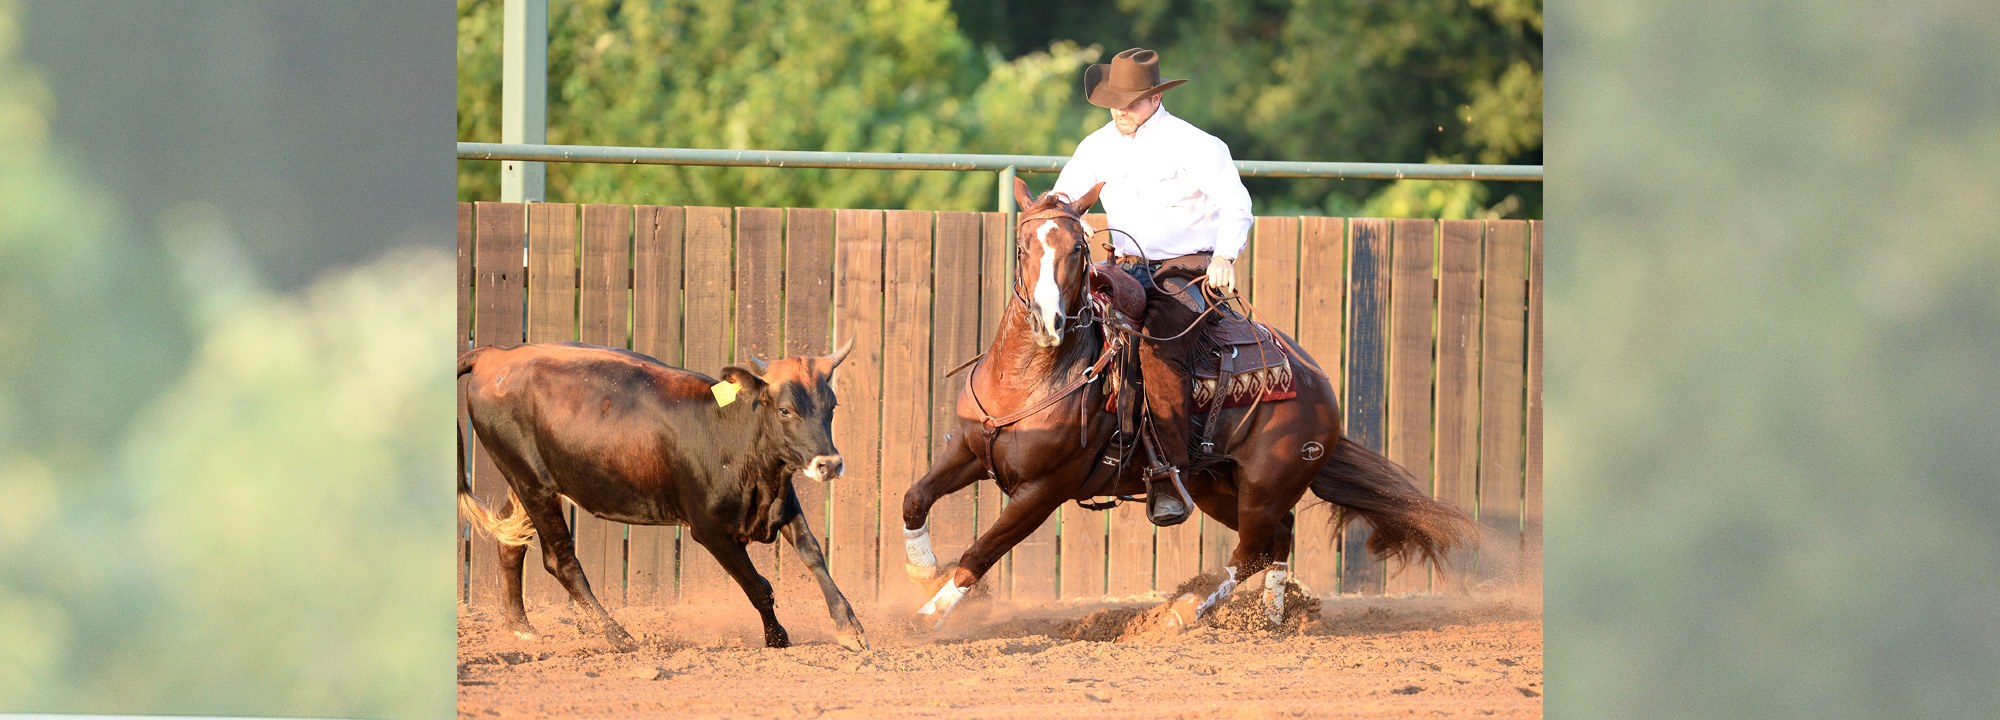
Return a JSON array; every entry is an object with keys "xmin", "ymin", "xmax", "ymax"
[
  {"xmin": 1166, "ymin": 593, "xmax": 1203, "ymax": 629},
  {"xmin": 836, "ymin": 630, "xmax": 869, "ymax": 652},
  {"xmin": 906, "ymin": 562, "xmax": 940, "ymax": 582}
]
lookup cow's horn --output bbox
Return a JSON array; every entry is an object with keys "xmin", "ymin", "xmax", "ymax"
[
  {"xmin": 829, "ymin": 337, "xmax": 855, "ymax": 369},
  {"xmin": 747, "ymin": 352, "xmax": 769, "ymax": 374}
]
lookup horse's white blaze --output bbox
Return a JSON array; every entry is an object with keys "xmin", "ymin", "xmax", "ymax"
[
  {"xmin": 904, "ymin": 522, "xmax": 940, "ymax": 580},
  {"xmin": 1033, "ymin": 220, "xmax": 1064, "ymax": 344},
  {"xmin": 916, "ymin": 579, "xmax": 968, "ymax": 627},
  {"xmin": 1262, "ymin": 562, "xmax": 1289, "ymax": 626}
]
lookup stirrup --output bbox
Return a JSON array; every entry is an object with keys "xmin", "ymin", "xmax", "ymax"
[{"xmin": 1145, "ymin": 465, "xmax": 1192, "ymax": 527}]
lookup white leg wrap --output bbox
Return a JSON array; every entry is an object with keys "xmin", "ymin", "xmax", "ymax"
[
  {"xmin": 916, "ymin": 580, "xmax": 968, "ymax": 628},
  {"xmin": 1196, "ymin": 566, "xmax": 1240, "ymax": 618},
  {"xmin": 903, "ymin": 523, "xmax": 939, "ymax": 581},
  {"xmin": 1261, "ymin": 562, "xmax": 1289, "ymax": 626}
]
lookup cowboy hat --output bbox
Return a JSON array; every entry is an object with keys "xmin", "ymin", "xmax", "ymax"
[{"xmin": 1084, "ymin": 48, "xmax": 1186, "ymax": 109}]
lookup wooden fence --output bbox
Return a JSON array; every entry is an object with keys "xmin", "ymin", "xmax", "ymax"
[{"xmin": 456, "ymin": 202, "xmax": 1542, "ymax": 608}]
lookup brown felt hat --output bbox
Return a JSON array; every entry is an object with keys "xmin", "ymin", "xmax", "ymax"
[{"xmin": 1084, "ymin": 48, "xmax": 1186, "ymax": 109}]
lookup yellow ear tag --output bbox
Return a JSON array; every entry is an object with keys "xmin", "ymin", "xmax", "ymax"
[{"xmin": 711, "ymin": 380, "xmax": 741, "ymax": 407}]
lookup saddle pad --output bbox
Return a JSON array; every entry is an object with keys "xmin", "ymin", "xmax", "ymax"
[{"xmin": 1194, "ymin": 320, "xmax": 1291, "ymax": 380}]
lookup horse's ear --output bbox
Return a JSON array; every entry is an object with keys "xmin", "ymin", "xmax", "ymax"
[
  {"xmin": 1068, "ymin": 181, "xmax": 1106, "ymax": 215},
  {"xmin": 1013, "ymin": 176, "xmax": 1036, "ymax": 212}
]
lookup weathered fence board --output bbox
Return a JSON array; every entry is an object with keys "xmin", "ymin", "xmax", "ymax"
[
  {"xmin": 574, "ymin": 204, "xmax": 629, "ymax": 607},
  {"xmin": 1434, "ymin": 220, "xmax": 1484, "ymax": 592},
  {"xmin": 779, "ymin": 208, "xmax": 835, "ymax": 602},
  {"xmin": 1385, "ymin": 219, "xmax": 1436, "ymax": 595},
  {"xmin": 523, "ymin": 203, "xmax": 578, "ymax": 608},
  {"xmin": 456, "ymin": 203, "xmax": 473, "ymax": 604},
  {"xmin": 678, "ymin": 207, "xmax": 737, "ymax": 602},
  {"xmin": 1340, "ymin": 218, "xmax": 1391, "ymax": 595},
  {"xmin": 1525, "ymin": 220, "xmax": 1545, "ymax": 584},
  {"xmin": 456, "ymin": 203, "xmax": 1541, "ymax": 610},
  {"xmin": 626, "ymin": 205, "xmax": 684, "ymax": 605},
  {"xmin": 469, "ymin": 202, "xmax": 525, "ymax": 608},
  {"xmin": 879, "ymin": 210, "xmax": 935, "ymax": 600},
  {"xmin": 1291, "ymin": 216, "xmax": 1345, "ymax": 595},
  {"xmin": 1479, "ymin": 220, "xmax": 1529, "ymax": 585},
  {"xmin": 736, "ymin": 207, "xmax": 786, "ymax": 584},
  {"xmin": 831, "ymin": 209, "xmax": 885, "ymax": 603},
  {"xmin": 929, "ymin": 212, "xmax": 983, "ymax": 580}
]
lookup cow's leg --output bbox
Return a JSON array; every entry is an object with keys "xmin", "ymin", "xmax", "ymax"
[
  {"xmin": 697, "ymin": 534, "xmax": 789, "ymax": 649},
  {"xmin": 899, "ymin": 435, "xmax": 984, "ymax": 582},
  {"xmin": 913, "ymin": 483, "xmax": 1065, "ymax": 630},
  {"xmin": 779, "ymin": 503, "xmax": 867, "ymax": 652},
  {"xmin": 497, "ymin": 522, "xmax": 536, "ymax": 639},
  {"xmin": 519, "ymin": 493, "xmax": 636, "ymax": 651}
]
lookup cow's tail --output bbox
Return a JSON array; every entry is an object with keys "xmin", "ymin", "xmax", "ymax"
[
  {"xmin": 456, "ymin": 347, "xmax": 535, "ymax": 547},
  {"xmin": 1309, "ymin": 438, "xmax": 1476, "ymax": 568}
]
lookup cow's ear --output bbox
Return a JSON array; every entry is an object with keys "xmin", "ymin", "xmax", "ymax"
[{"xmin": 718, "ymin": 366, "xmax": 770, "ymax": 404}]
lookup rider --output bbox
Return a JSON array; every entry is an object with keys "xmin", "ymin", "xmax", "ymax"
[{"xmin": 1050, "ymin": 48, "xmax": 1254, "ymax": 526}]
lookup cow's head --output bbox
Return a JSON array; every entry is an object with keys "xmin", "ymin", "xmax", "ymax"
[{"xmin": 719, "ymin": 339, "xmax": 855, "ymax": 482}]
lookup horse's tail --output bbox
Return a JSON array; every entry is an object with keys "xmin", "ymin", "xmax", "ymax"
[
  {"xmin": 1309, "ymin": 438, "xmax": 1476, "ymax": 568},
  {"xmin": 456, "ymin": 346, "xmax": 535, "ymax": 547}
]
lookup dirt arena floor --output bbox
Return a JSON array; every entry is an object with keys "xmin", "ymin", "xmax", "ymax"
[{"xmin": 458, "ymin": 572, "xmax": 1542, "ymax": 719}]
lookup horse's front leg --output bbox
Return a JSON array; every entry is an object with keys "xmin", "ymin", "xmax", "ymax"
[
  {"xmin": 912, "ymin": 482, "xmax": 1066, "ymax": 630},
  {"xmin": 900, "ymin": 432, "xmax": 984, "ymax": 582}
]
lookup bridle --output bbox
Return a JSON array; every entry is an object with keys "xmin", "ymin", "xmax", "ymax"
[{"xmin": 1012, "ymin": 205, "xmax": 1097, "ymax": 337}]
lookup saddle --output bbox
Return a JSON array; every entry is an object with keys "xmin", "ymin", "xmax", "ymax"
[
  {"xmin": 1148, "ymin": 257, "xmax": 1297, "ymax": 414},
  {"xmin": 1081, "ymin": 256, "xmax": 1299, "ymax": 518}
]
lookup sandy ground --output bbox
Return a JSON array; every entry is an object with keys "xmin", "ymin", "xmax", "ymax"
[{"xmin": 458, "ymin": 574, "xmax": 1541, "ymax": 720}]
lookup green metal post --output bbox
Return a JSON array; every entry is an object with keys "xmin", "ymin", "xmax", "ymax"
[{"xmin": 500, "ymin": 0, "xmax": 547, "ymax": 202}]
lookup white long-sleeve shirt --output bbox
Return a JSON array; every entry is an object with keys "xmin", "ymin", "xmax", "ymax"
[{"xmin": 1051, "ymin": 106, "xmax": 1255, "ymax": 261}]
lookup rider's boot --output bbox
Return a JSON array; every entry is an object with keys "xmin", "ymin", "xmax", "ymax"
[{"xmin": 1137, "ymin": 340, "xmax": 1194, "ymax": 527}]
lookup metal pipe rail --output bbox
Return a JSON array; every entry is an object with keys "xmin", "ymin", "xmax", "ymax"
[{"xmin": 456, "ymin": 142, "xmax": 1543, "ymax": 182}]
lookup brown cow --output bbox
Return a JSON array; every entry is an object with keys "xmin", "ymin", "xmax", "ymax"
[{"xmin": 457, "ymin": 341, "xmax": 865, "ymax": 652}]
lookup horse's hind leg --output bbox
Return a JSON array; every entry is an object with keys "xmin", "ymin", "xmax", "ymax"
[
  {"xmin": 1227, "ymin": 444, "xmax": 1322, "ymax": 625},
  {"xmin": 900, "ymin": 433, "xmax": 984, "ymax": 581}
]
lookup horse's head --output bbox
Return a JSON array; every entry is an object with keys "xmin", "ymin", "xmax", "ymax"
[{"xmin": 1012, "ymin": 177, "xmax": 1105, "ymax": 348}]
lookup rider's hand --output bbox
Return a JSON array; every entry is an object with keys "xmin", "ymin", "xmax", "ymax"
[{"xmin": 1206, "ymin": 256, "xmax": 1237, "ymax": 296}]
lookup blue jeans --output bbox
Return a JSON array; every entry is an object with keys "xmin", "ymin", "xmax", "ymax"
[{"xmin": 1120, "ymin": 262, "xmax": 1157, "ymax": 290}]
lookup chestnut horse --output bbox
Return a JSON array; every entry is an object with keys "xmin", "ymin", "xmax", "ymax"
[{"xmin": 899, "ymin": 179, "xmax": 1475, "ymax": 628}]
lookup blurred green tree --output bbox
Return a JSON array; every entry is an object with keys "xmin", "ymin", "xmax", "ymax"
[
  {"xmin": 458, "ymin": 0, "xmax": 1103, "ymax": 210},
  {"xmin": 456, "ymin": 0, "xmax": 1542, "ymax": 218}
]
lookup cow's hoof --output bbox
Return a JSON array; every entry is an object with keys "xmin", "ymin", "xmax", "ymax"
[
  {"xmin": 836, "ymin": 630, "xmax": 868, "ymax": 652},
  {"xmin": 505, "ymin": 620, "xmax": 539, "ymax": 641},
  {"xmin": 764, "ymin": 629, "xmax": 792, "ymax": 649},
  {"xmin": 604, "ymin": 629, "xmax": 639, "ymax": 653}
]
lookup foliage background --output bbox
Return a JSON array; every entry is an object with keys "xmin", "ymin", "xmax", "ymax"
[
  {"xmin": 1, "ymin": 1, "xmax": 455, "ymax": 718},
  {"xmin": 454, "ymin": 0, "xmax": 1544, "ymax": 219}
]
